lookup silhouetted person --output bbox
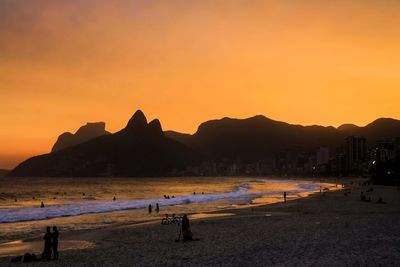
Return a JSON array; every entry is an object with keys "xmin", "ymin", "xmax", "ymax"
[
  {"xmin": 360, "ymin": 191, "xmax": 365, "ymax": 201},
  {"xmin": 181, "ymin": 214, "xmax": 193, "ymax": 241},
  {"xmin": 283, "ymin": 192, "xmax": 287, "ymax": 203},
  {"xmin": 113, "ymin": 196, "xmax": 116, "ymax": 201},
  {"xmin": 360, "ymin": 191, "xmax": 371, "ymax": 202},
  {"xmin": 52, "ymin": 226, "xmax": 59, "ymax": 260},
  {"xmin": 43, "ymin": 227, "xmax": 52, "ymax": 261},
  {"xmin": 148, "ymin": 204, "xmax": 152, "ymax": 214},
  {"xmin": 377, "ymin": 197, "xmax": 386, "ymax": 204},
  {"xmin": 193, "ymin": 192, "xmax": 196, "ymax": 195},
  {"xmin": 41, "ymin": 201, "xmax": 45, "ymax": 208},
  {"xmin": 156, "ymin": 203, "xmax": 160, "ymax": 213}
]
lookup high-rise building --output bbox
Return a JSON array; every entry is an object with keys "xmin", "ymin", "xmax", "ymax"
[
  {"xmin": 376, "ymin": 139, "xmax": 398, "ymax": 162},
  {"xmin": 316, "ymin": 147, "xmax": 330, "ymax": 166},
  {"xmin": 345, "ymin": 136, "xmax": 366, "ymax": 171}
]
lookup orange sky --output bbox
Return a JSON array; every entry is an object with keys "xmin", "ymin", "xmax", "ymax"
[{"xmin": 1, "ymin": 0, "xmax": 400, "ymax": 169}]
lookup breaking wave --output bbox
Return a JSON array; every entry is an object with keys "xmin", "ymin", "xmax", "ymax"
[{"xmin": 0, "ymin": 181, "xmax": 319, "ymax": 223}]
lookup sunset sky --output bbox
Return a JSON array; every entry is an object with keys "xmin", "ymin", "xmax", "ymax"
[{"xmin": 1, "ymin": 0, "xmax": 400, "ymax": 168}]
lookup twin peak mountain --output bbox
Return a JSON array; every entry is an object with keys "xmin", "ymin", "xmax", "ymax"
[
  {"xmin": 52, "ymin": 110, "xmax": 161, "ymax": 152},
  {"xmin": 9, "ymin": 110, "xmax": 400, "ymax": 177},
  {"xmin": 11, "ymin": 110, "xmax": 195, "ymax": 177}
]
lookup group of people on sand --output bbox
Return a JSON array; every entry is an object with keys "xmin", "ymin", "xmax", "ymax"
[
  {"xmin": 10, "ymin": 226, "xmax": 59, "ymax": 263},
  {"xmin": 43, "ymin": 226, "xmax": 59, "ymax": 261},
  {"xmin": 360, "ymin": 191, "xmax": 387, "ymax": 204},
  {"xmin": 160, "ymin": 213, "xmax": 198, "ymax": 242},
  {"xmin": 148, "ymin": 203, "xmax": 160, "ymax": 214}
]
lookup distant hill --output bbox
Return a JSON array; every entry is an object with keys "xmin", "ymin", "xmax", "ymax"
[
  {"xmin": 167, "ymin": 116, "xmax": 344, "ymax": 162},
  {"xmin": 338, "ymin": 118, "xmax": 400, "ymax": 145},
  {"xmin": 8, "ymin": 112, "xmax": 400, "ymax": 177},
  {"xmin": 166, "ymin": 116, "xmax": 400, "ymax": 162},
  {"xmin": 337, "ymin": 124, "xmax": 359, "ymax": 132},
  {"xmin": 9, "ymin": 111, "xmax": 198, "ymax": 177},
  {"xmin": 0, "ymin": 169, "xmax": 9, "ymax": 178},
  {"xmin": 164, "ymin": 131, "xmax": 192, "ymax": 145},
  {"xmin": 52, "ymin": 122, "xmax": 110, "ymax": 152}
]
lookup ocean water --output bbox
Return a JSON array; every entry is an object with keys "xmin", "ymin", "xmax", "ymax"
[{"xmin": 0, "ymin": 177, "xmax": 333, "ymax": 242}]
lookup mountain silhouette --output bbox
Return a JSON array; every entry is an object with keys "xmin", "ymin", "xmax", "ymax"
[
  {"xmin": 167, "ymin": 115, "xmax": 343, "ymax": 162},
  {"xmin": 9, "ymin": 110, "xmax": 198, "ymax": 177},
  {"xmin": 52, "ymin": 122, "xmax": 110, "ymax": 152},
  {"xmin": 337, "ymin": 124, "xmax": 359, "ymax": 132},
  {"xmin": 338, "ymin": 118, "xmax": 400, "ymax": 145},
  {"xmin": 8, "ymin": 112, "xmax": 400, "ymax": 177},
  {"xmin": 164, "ymin": 131, "xmax": 192, "ymax": 145},
  {"xmin": 0, "ymin": 169, "xmax": 9, "ymax": 178},
  {"xmin": 166, "ymin": 116, "xmax": 400, "ymax": 162}
]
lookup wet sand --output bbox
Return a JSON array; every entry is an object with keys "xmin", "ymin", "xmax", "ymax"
[
  {"xmin": 0, "ymin": 240, "xmax": 94, "ymax": 258},
  {"xmin": 1, "ymin": 181, "xmax": 400, "ymax": 266}
]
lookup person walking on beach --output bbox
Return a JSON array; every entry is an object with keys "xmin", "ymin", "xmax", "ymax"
[
  {"xmin": 52, "ymin": 226, "xmax": 59, "ymax": 260},
  {"xmin": 156, "ymin": 203, "xmax": 160, "ymax": 213},
  {"xmin": 283, "ymin": 192, "xmax": 287, "ymax": 203},
  {"xmin": 43, "ymin": 226, "xmax": 52, "ymax": 261},
  {"xmin": 148, "ymin": 204, "xmax": 152, "ymax": 214}
]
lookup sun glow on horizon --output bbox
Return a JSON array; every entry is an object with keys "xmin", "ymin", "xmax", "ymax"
[{"xmin": 1, "ymin": 0, "xmax": 400, "ymax": 168}]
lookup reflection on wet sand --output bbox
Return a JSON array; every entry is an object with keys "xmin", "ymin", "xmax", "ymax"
[
  {"xmin": 0, "ymin": 239, "xmax": 95, "ymax": 257},
  {"xmin": 190, "ymin": 213, "xmax": 235, "ymax": 220}
]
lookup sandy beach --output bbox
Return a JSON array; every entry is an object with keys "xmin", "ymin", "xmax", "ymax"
[{"xmin": 1, "ymin": 181, "xmax": 400, "ymax": 266}]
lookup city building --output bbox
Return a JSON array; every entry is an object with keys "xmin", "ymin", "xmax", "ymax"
[
  {"xmin": 345, "ymin": 136, "xmax": 367, "ymax": 172},
  {"xmin": 316, "ymin": 147, "xmax": 330, "ymax": 166}
]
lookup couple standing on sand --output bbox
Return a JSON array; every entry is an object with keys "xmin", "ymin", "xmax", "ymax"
[{"xmin": 43, "ymin": 226, "xmax": 59, "ymax": 261}]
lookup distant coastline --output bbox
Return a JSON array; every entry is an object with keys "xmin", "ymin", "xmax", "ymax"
[
  {"xmin": 0, "ymin": 170, "xmax": 9, "ymax": 178},
  {"xmin": 6, "ymin": 110, "xmax": 400, "ymax": 184}
]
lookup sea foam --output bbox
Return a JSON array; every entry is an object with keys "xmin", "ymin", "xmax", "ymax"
[{"xmin": 0, "ymin": 181, "xmax": 319, "ymax": 223}]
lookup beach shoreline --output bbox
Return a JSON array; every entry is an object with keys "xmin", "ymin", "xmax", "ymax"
[
  {"xmin": 1, "ymin": 177, "xmax": 399, "ymax": 266},
  {"xmin": 0, "ymin": 177, "xmax": 341, "ymax": 243},
  {"xmin": 0, "ymin": 177, "xmax": 333, "ymax": 242}
]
